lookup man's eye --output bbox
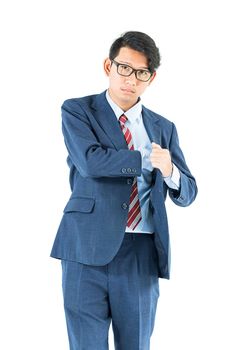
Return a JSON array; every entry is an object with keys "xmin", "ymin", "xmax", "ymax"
[{"xmin": 121, "ymin": 65, "xmax": 131, "ymax": 71}]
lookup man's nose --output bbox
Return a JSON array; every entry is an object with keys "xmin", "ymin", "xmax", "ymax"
[{"xmin": 125, "ymin": 72, "xmax": 137, "ymax": 86}]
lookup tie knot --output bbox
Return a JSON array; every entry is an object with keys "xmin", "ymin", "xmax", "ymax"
[{"xmin": 119, "ymin": 114, "xmax": 128, "ymax": 125}]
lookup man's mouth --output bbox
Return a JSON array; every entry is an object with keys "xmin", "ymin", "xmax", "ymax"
[{"xmin": 121, "ymin": 87, "xmax": 135, "ymax": 93}]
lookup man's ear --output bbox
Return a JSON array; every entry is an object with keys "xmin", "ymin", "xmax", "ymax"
[
  {"xmin": 148, "ymin": 71, "xmax": 157, "ymax": 85},
  {"xmin": 104, "ymin": 58, "xmax": 112, "ymax": 76}
]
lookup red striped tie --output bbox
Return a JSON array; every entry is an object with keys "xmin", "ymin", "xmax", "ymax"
[{"xmin": 119, "ymin": 114, "xmax": 142, "ymax": 230}]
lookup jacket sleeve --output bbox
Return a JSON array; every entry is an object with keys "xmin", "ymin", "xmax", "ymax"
[
  {"xmin": 61, "ymin": 99, "xmax": 142, "ymax": 178},
  {"xmin": 167, "ymin": 122, "xmax": 198, "ymax": 207}
]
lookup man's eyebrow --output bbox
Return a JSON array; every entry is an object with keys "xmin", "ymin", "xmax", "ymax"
[{"xmin": 117, "ymin": 60, "xmax": 149, "ymax": 70}]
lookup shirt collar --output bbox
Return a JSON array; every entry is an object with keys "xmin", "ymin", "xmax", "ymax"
[{"xmin": 106, "ymin": 90, "xmax": 142, "ymax": 125}]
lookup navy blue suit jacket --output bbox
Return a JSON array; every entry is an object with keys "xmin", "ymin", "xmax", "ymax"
[{"xmin": 50, "ymin": 91, "xmax": 197, "ymax": 279}]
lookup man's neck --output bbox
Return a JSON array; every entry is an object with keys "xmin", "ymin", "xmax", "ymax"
[{"xmin": 107, "ymin": 89, "xmax": 138, "ymax": 112}]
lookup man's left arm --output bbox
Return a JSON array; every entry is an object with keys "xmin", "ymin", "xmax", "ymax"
[{"xmin": 150, "ymin": 123, "xmax": 197, "ymax": 207}]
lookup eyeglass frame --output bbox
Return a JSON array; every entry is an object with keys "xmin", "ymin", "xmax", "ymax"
[{"xmin": 111, "ymin": 60, "xmax": 153, "ymax": 82}]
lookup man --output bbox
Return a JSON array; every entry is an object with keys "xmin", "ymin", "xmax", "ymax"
[{"xmin": 51, "ymin": 31, "xmax": 197, "ymax": 350}]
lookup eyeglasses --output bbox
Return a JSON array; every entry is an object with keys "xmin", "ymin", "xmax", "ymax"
[{"xmin": 112, "ymin": 60, "xmax": 153, "ymax": 82}]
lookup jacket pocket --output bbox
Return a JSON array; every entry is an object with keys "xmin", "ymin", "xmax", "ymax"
[{"xmin": 63, "ymin": 197, "xmax": 95, "ymax": 213}]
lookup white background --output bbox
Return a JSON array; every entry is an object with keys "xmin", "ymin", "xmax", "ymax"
[{"xmin": 1, "ymin": 0, "xmax": 252, "ymax": 349}]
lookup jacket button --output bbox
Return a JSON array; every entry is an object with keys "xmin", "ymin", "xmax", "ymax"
[
  {"xmin": 127, "ymin": 168, "xmax": 132, "ymax": 173},
  {"xmin": 122, "ymin": 203, "xmax": 128, "ymax": 210},
  {"xmin": 121, "ymin": 168, "xmax": 127, "ymax": 173},
  {"xmin": 132, "ymin": 168, "xmax": 136, "ymax": 173},
  {"xmin": 127, "ymin": 178, "xmax": 133, "ymax": 185}
]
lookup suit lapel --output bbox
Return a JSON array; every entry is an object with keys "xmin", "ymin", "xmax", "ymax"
[
  {"xmin": 91, "ymin": 91, "xmax": 128, "ymax": 150},
  {"xmin": 142, "ymin": 106, "xmax": 162, "ymax": 181},
  {"xmin": 142, "ymin": 106, "xmax": 161, "ymax": 145}
]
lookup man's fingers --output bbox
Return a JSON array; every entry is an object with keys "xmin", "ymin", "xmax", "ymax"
[
  {"xmin": 151, "ymin": 149, "xmax": 164, "ymax": 156},
  {"xmin": 151, "ymin": 142, "xmax": 161, "ymax": 149},
  {"xmin": 151, "ymin": 148, "xmax": 170, "ymax": 156}
]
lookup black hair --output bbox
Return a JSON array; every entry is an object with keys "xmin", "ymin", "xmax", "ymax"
[{"xmin": 109, "ymin": 31, "xmax": 161, "ymax": 73}]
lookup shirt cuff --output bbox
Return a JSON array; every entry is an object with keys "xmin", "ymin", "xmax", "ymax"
[{"xmin": 163, "ymin": 164, "xmax": 180, "ymax": 190}]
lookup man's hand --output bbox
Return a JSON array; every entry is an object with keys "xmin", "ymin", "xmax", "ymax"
[{"xmin": 150, "ymin": 142, "xmax": 173, "ymax": 177}]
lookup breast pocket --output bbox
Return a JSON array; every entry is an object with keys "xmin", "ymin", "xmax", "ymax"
[{"xmin": 63, "ymin": 197, "xmax": 95, "ymax": 213}]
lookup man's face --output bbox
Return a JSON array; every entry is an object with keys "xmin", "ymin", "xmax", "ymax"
[{"xmin": 104, "ymin": 47, "xmax": 156, "ymax": 111}]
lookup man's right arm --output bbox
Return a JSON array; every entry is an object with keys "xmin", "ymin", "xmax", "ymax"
[{"xmin": 61, "ymin": 99, "xmax": 142, "ymax": 178}]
